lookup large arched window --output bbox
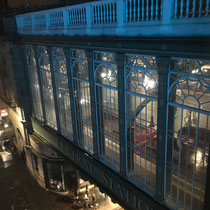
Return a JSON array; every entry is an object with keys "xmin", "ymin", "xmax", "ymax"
[
  {"xmin": 52, "ymin": 47, "xmax": 73, "ymax": 141},
  {"xmin": 71, "ymin": 49, "xmax": 93, "ymax": 154},
  {"xmin": 25, "ymin": 45, "xmax": 43, "ymax": 121},
  {"xmin": 94, "ymin": 51, "xmax": 119, "ymax": 171},
  {"xmin": 125, "ymin": 54, "xmax": 158, "ymax": 194},
  {"xmin": 37, "ymin": 46, "xmax": 57, "ymax": 130},
  {"xmin": 166, "ymin": 58, "xmax": 210, "ymax": 210}
]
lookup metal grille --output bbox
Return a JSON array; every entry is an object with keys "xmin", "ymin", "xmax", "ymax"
[
  {"xmin": 165, "ymin": 58, "xmax": 210, "ymax": 210},
  {"xmin": 125, "ymin": 54, "xmax": 158, "ymax": 194},
  {"xmin": 71, "ymin": 49, "xmax": 93, "ymax": 154},
  {"xmin": 52, "ymin": 47, "xmax": 73, "ymax": 140},
  {"xmin": 94, "ymin": 51, "xmax": 119, "ymax": 171},
  {"xmin": 37, "ymin": 46, "xmax": 57, "ymax": 130},
  {"xmin": 25, "ymin": 45, "xmax": 43, "ymax": 121}
]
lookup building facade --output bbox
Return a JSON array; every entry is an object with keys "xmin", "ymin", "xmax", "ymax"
[{"xmin": 1, "ymin": 0, "xmax": 210, "ymax": 210}]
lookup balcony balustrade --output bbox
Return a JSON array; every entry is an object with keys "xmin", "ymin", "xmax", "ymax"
[{"xmin": 16, "ymin": 0, "xmax": 210, "ymax": 37}]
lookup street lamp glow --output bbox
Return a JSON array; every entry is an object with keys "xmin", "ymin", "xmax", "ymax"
[{"xmin": 143, "ymin": 76, "xmax": 155, "ymax": 89}]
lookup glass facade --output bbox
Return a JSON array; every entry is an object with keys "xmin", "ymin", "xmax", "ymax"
[
  {"xmin": 125, "ymin": 54, "xmax": 158, "ymax": 194},
  {"xmin": 25, "ymin": 44, "xmax": 210, "ymax": 210},
  {"xmin": 94, "ymin": 51, "xmax": 119, "ymax": 171},
  {"xmin": 25, "ymin": 45, "xmax": 43, "ymax": 121},
  {"xmin": 71, "ymin": 49, "xmax": 93, "ymax": 154},
  {"xmin": 166, "ymin": 58, "xmax": 210, "ymax": 210},
  {"xmin": 52, "ymin": 47, "xmax": 73, "ymax": 140},
  {"xmin": 37, "ymin": 46, "xmax": 57, "ymax": 130}
]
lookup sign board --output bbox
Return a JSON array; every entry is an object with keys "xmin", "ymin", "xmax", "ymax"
[{"xmin": 0, "ymin": 109, "xmax": 8, "ymax": 117}]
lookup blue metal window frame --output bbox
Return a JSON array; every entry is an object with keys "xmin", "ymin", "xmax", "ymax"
[
  {"xmin": 52, "ymin": 47, "xmax": 74, "ymax": 141},
  {"xmin": 37, "ymin": 46, "xmax": 57, "ymax": 130},
  {"xmin": 70, "ymin": 49, "xmax": 93, "ymax": 154},
  {"xmin": 94, "ymin": 51, "xmax": 120, "ymax": 172},
  {"xmin": 125, "ymin": 54, "xmax": 158, "ymax": 196},
  {"xmin": 25, "ymin": 45, "xmax": 44, "ymax": 122},
  {"xmin": 165, "ymin": 57, "xmax": 210, "ymax": 210}
]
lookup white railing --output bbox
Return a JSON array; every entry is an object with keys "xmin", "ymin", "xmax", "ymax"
[
  {"xmin": 66, "ymin": 4, "xmax": 87, "ymax": 26},
  {"xmin": 92, "ymin": 0, "xmax": 117, "ymax": 24},
  {"xmin": 15, "ymin": 0, "xmax": 210, "ymax": 37},
  {"xmin": 125, "ymin": 0, "xmax": 161, "ymax": 22},
  {"xmin": 174, "ymin": 0, "xmax": 210, "ymax": 19}
]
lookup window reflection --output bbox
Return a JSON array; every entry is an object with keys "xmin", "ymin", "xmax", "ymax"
[
  {"xmin": 26, "ymin": 45, "xmax": 43, "ymax": 121},
  {"xmin": 52, "ymin": 47, "xmax": 73, "ymax": 140},
  {"xmin": 38, "ymin": 46, "xmax": 57, "ymax": 129},
  {"xmin": 166, "ymin": 58, "xmax": 210, "ymax": 210},
  {"xmin": 94, "ymin": 51, "xmax": 119, "ymax": 171},
  {"xmin": 71, "ymin": 49, "xmax": 93, "ymax": 154},
  {"xmin": 125, "ymin": 54, "xmax": 158, "ymax": 194}
]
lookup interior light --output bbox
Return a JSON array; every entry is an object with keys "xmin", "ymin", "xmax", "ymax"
[{"xmin": 4, "ymin": 124, "xmax": 9, "ymax": 128}]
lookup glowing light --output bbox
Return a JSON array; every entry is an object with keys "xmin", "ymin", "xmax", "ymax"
[
  {"xmin": 4, "ymin": 124, "xmax": 9, "ymax": 128},
  {"xmin": 80, "ymin": 98, "xmax": 89, "ymax": 104},
  {"xmin": 101, "ymin": 70, "xmax": 112, "ymax": 79},
  {"xmin": 192, "ymin": 69, "xmax": 199, "ymax": 74},
  {"xmin": 143, "ymin": 76, "xmax": 155, "ymax": 89},
  {"xmin": 101, "ymin": 73, "xmax": 106, "ymax": 78},
  {"xmin": 18, "ymin": 107, "xmax": 23, "ymax": 121}
]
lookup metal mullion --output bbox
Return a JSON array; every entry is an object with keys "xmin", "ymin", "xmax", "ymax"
[
  {"xmin": 155, "ymin": 56, "xmax": 170, "ymax": 202},
  {"xmin": 78, "ymin": 80, "xmax": 85, "ymax": 147},
  {"xmin": 190, "ymin": 113, "xmax": 200, "ymax": 209},
  {"xmin": 47, "ymin": 46, "xmax": 60, "ymax": 131},
  {"xmin": 105, "ymin": 86, "xmax": 109, "ymax": 163},
  {"xmin": 183, "ymin": 109, "xmax": 192, "ymax": 208},
  {"xmin": 34, "ymin": 45, "xmax": 47, "ymax": 124},
  {"xmin": 149, "ymin": 99, "xmax": 154, "ymax": 187},
  {"xmin": 22, "ymin": 47, "xmax": 36, "ymax": 120},
  {"xmin": 86, "ymin": 50, "xmax": 100, "ymax": 159},
  {"xmin": 139, "ymin": 96, "xmax": 142, "ymax": 182},
  {"xmin": 113, "ymin": 89, "xmax": 118, "ymax": 168},
  {"xmin": 64, "ymin": 48, "xmax": 78, "ymax": 145},
  {"xmin": 117, "ymin": 52, "xmax": 127, "ymax": 177},
  {"xmin": 84, "ymin": 81, "xmax": 91, "ymax": 152},
  {"xmin": 134, "ymin": 94, "xmax": 137, "ymax": 180},
  {"xmin": 203, "ymin": 115, "xmax": 210, "ymax": 210},
  {"xmin": 101, "ymin": 86, "xmax": 106, "ymax": 161},
  {"xmin": 97, "ymin": 85, "xmax": 103, "ymax": 156},
  {"xmin": 169, "ymin": 105, "xmax": 176, "ymax": 198},
  {"xmin": 83, "ymin": 80, "xmax": 90, "ymax": 152},
  {"xmin": 176, "ymin": 107, "xmax": 184, "ymax": 204},
  {"xmin": 144, "ymin": 97, "xmax": 148, "ymax": 186},
  {"xmin": 110, "ymin": 88, "xmax": 114, "ymax": 167}
]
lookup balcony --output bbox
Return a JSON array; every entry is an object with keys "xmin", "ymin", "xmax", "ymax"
[{"xmin": 16, "ymin": 0, "xmax": 210, "ymax": 37}]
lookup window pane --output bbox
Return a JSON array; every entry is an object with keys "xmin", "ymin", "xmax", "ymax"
[
  {"xmin": 166, "ymin": 58, "xmax": 210, "ymax": 210},
  {"xmin": 52, "ymin": 47, "xmax": 73, "ymax": 140},
  {"xmin": 26, "ymin": 45, "xmax": 43, "ymax": 121},
  {"xmin": 94, "ymin": 51, "xmax": 119, "ymax": 171},
  {"xmin": 125, "ymin": 54, "xmax": 158, "ymax": 194},
  {"xmin": 38, "ymin": 46, "xmax": 57, "ymax": 129},
  {"xmin": 71, "ymin": 49, "xmax": 93, "ymax": 154}
]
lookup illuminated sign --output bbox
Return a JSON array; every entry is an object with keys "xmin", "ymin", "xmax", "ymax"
[{"xmin": 0, "ymin": 109, "xmax": 8, "ymax": 117}]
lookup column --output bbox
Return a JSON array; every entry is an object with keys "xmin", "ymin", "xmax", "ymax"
[
  {"xmin": 155, "ymin": 56, "xmax": 170, "ymax": 203},
  {"xmin": 64, "ymin": 48, "xmax": 79, "ymax": 146},
  {"xmin": 117, "ymin": 52, "xmax": 127, "ymax": 177},
  {"xmin": 86, "ymin": 50, "xmax": 100, "ymax": 160},
  {"xmin": 47, "ymin": 46, "xmax": 61, "ymax": 133}
]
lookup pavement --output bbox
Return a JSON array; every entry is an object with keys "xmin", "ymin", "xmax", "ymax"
[{"xmin": 0, "ymin": 145, "xmax": 123, "ymax": 210}]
